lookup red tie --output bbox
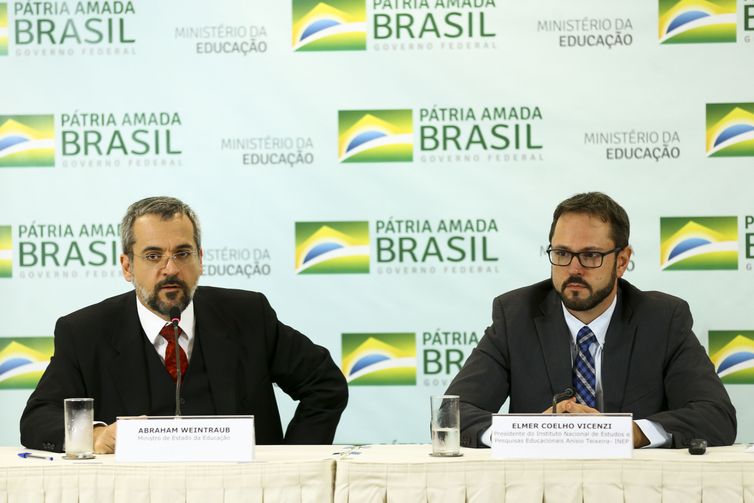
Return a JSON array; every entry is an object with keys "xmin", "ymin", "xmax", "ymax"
[{"xmin": 159, "ymin": 323, "xmax": 188, "ymax": 382}]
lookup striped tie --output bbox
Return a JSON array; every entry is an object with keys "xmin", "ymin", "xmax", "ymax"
[{"xmin": 573, "ymin": 326, "xmax": 597, "ymax": 408}]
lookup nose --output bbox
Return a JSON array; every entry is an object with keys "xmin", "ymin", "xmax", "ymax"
[
  {"xmin": 567, "ymin": 255, "xmax": 585, "ymax": 276},
  {"xmin": 162, "ymin": 255, "xmax": 181, "ymax": 275}
]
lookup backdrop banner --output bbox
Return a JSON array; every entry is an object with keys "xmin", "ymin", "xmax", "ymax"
[{"xmin": 1, "ymin": 0, "xmax": 752, "ymax": 446}]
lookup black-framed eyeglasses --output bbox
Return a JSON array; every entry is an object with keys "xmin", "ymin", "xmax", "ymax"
[
  {"xmin": 135, "ymin": 250, "xmax": 198, "ymax": 268},
  {"xmin": 546, "ymin": 246, "xmax": 623, "ymax": 269}
]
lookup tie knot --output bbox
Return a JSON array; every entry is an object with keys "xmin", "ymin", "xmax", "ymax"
[
  {"xmin": 159, "ymin": 323, "xmax": 182, "ymax": 339},
  {"xmin": 577, "ymin": 326, "xmax": 595, "ymax": 349}
]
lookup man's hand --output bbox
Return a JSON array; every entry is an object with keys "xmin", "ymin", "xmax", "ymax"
[
  {"xmin": 544, "ymin": 399, "xmax": 650, "ymax": 448},
  {"xmin": 543, "ymin": 397, "xmax": 600, "ymax": 414},
  {"xmin": 93, "ymin": 423, "xmax": 117, "ymax": 454},
  {"xmin": 632, "ymin": 421, "xmax": 649, "ymax": 448}
]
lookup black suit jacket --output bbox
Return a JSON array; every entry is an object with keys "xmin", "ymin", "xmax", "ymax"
[
  {"xmin": 446, "ymin": 278, "xmax": 736, "ymax": 448},
  {"xmin": 20, "ymin": 286, "xmax": 348, "ymax": 452}
]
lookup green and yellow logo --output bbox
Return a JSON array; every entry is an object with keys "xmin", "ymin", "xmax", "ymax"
[
  {"xmin": 295, "ymin": 221, "xmax": 369, "ymax": 274},
  {"xmin": 706, "ymin": 103, "xmax": 754, "ymax": 157},
  {"xmin": 292, "ymin": 0, "xmax": 366, "ymax": 51},
  {"xmin": 338, "ymin": 109, "xmax": 413, "ymax": 162},
  {"xmin": 659, "ymin": 0, "xmax": 736, "ymax": 43},
  {"xmin": 709, "ymin": 331, "xmax": 754, "ymax": 383},
  {"xmin": 342, "ymin": 332, "xmax": 416, "ymax": 385},
  {"xmin": 0, "ymin": 115, "xmax": 55, "ymax": 167},
  {"xmin": 0, "ymin": 225, "xmax": 11, "ymax": 278},
  {"xmin": 660, "ymin": 216, "xmax": 738, "ymax": 270},
  {"xmin": 0, "ymin": 3, "xmax": 8, "ymax": 56},
  {"xmin": 0, "ymin": 337, "xmax": 53, "ymax": 389}
]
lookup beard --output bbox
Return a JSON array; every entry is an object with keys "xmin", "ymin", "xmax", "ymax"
[
  {"xmin": 556, "ymin": 263, "xmax": 617, "ymax": 312},
  {"xmin": 134, "ymin": 275, "xmax": 194, "ymax": 317}
]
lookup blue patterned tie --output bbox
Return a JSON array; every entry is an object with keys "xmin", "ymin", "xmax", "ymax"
[{"xmin": 573, "ymin": 326, "xmax": 597, "ymax": 408}]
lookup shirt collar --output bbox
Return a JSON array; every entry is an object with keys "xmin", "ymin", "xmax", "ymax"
[
  {"xmin": 135, "ymin": 295, "xmax": 195, "ymax": 346},
  {"xmin": 561, "ymin": 293, "xmax": 618, "ymax": 347}
]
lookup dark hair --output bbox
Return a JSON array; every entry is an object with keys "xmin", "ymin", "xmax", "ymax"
[
  {"xmin": 548, "ymin": 192, "xmax": 629, "ymax": 248},
  {"xmin": 121, "ymin": 196, "xmax": 201, "ymax": 256}
]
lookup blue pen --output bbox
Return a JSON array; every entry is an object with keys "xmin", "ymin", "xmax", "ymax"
[{"xmin": 18, "ymin": 452, "xmax": 54, "ymax": 461}]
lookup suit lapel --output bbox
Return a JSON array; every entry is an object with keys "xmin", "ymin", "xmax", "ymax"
[
  {"xmin": 601, "ymin": 285, "xmax": 637, "ymax": 412},
  {"xmin": 534, "ymin": 290, "xmax": 574, "ymax": 395},
  {"xmin": 193, "ymin": 289, "xmax": 240, "ymax": 415},
  {"xmin": 109, "ymin": 292, "xmax": 150, "ymax": 416}
]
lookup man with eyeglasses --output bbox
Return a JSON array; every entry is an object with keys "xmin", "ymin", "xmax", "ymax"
[
  {"xmin": 20, "ymin": 196, "xmax": 348, "ymax": 453},
  {"xmin": 446, "ymin": 192, "xmax": 736, "ymax": 449}
]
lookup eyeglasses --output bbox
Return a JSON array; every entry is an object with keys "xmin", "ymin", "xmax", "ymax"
[
  {"xmin": 135, "ymin": 250, "xmax": 198, "ymax": 268},
  {"xmin": 546, "ymin": 247, "xmax": 623, "ymax": 269}
]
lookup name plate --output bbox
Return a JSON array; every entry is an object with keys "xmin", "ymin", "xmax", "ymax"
[
  {"xmin": 115, "ymin": 415, "xmax": 254, "ymax": 462},
  {"xmin": 491, "ymin": 413, "xmax": 633, "ymax": 459}
]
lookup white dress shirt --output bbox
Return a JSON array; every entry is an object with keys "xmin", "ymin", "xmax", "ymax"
[
  {"xmin": 562, "ymin": 296, "xmax": 616, "ymax": 412},
  {"xmin": 135, "ymin": 297, "xmax": 196, "ymax": 362}
]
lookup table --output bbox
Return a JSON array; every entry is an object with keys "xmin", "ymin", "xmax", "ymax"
[
  {"xmin": 0, "ymin": 445, "xmax": 338, "ymax": 503},
  {"xmin": 334, "ymin": 444, "xmax": 754, "ymax": 503},
  {"xmin": 4, "ymin": 444, "xmax": 754, "ymax": 502}
]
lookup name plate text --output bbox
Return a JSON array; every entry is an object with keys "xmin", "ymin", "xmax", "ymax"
[
  {"xmin": 115, "ymin": 415, "xmax": 254, "ymax": 462},
  {"xmin": 491, "ymin": 413, "xmax": 633, "ymax": 459}
]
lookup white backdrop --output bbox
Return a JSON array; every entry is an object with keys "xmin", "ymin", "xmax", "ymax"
[{"xmin": 1, "ymin": 0, "xmax": 753, "ymax": 446}]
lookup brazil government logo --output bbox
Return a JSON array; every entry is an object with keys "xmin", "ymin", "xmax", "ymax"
[
  {"xmin": 342, "ymin": 333, "xmax": 416, "ymax": 385},
  {"xmin": 659, "ymin": 0, "xmax": 736, "ymax": 44},
  {"xmin": 338, "ymin": 109, "xmax": 413, "ymax": 163},
  {"xmin": 0, "ymin": 3, "xmax": 8, "ymax": 56},
  {"xmin": 0, "ymin": 337, "xmax": 53, "ymax": 389},
  {"xmin": 0, "ymin": 115, "xmax": 55, "ymax": 167},
  {"xmin": 292, "ymin": 0, "xmax": 366, "ymax": 51},
  {"xmin": 660, "ymin": 217, "xmax": 738, "ymax": 270},
  {"xmin": 709, "ymin": 331, "xmax": 754, "ymax": 383},
  {"xmin": 706, "ymin": 103, "xmax": 754, "ymax": 157},
  {"xmin": 0, "ymin": 225, "xmax": 11, "ymax": 278},
  {"xmin": 295, "ymin": 221, "xmax": 369, "ymax": 274}
]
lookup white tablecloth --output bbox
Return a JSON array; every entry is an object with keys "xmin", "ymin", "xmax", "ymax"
[
  {"xmin": 5, "ymin": 444, "xmax": 754, "ymax": 502},
  {"xmin": 334, "ymin": 444, "xmax": 754, "ymax": 503},
  {"xmin": 0, "ymin": 445, "xmax": 338, "ymax": 503}
]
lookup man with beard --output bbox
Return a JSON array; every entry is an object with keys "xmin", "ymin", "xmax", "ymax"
[
  {"xmin": 20, "ymin": 197, "xmax": 348, "ymax": 453},
  {"xmin": 445, "ymin": 192, "xmax": 736, "ymax": 448}
]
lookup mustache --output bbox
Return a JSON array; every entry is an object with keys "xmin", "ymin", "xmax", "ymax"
[
  {"xmin": 155, "ymin": 275, "xmax": 189, "ymax": 291},
  {"xmin": 562, "ymin": 276, "xmax": 591, "ymax": 290}
]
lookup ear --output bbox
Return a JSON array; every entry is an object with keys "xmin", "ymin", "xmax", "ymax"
[
  {"xmin": 198, "ymin": 248, "xmax": 204, "ymax": 276},
  {"xmin": 120, "ymin": 254, "xmax": 134, "ymax": 282},
  {"xmin": 616, "ymin": 246, "xmax": 632, "ymax": 278}
]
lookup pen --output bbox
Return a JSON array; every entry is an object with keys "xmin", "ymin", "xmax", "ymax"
[{"xmin": 18, "ymin": 452, "xmax": 54, "ymax": 461}]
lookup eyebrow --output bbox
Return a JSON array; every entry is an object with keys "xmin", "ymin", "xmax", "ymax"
[
  {"xmin": 139, "ymin": 243, "xmax": 195, "ymax": 253},
  {"xmin": 551, "ymin": 246, "xmax": 603, "ymax": 252}
]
